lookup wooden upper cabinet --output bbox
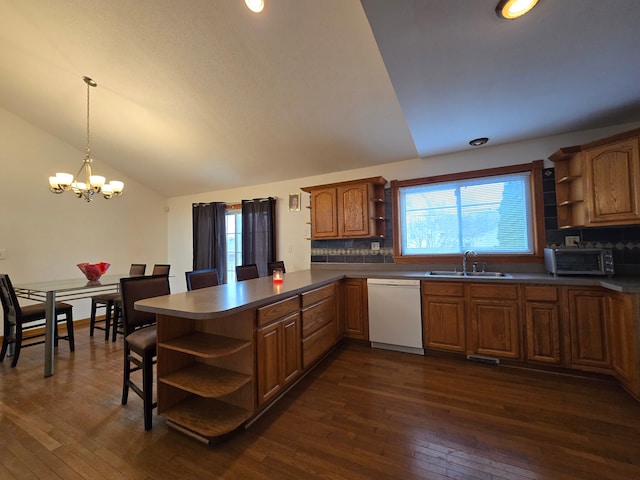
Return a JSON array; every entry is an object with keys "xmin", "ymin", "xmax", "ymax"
[
  {"xmin": 550, "ymin": 128, "xmax": 640, "ymax": 228},
  {"xmin": 338, "ymin": 183, "xmax": 369, "ymax": 237},
  {"xmin": 583, "ymin": 138, "xmax": 640, "ymax": 225},
  {"xmin": 309, "ymin": 188, "xmax": 338, "ymax": 238},
  {"xmin": 302, "ymin": 177, "xmax": 386, "ymax": 240}
]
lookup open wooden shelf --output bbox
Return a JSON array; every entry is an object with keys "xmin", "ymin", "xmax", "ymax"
[
  {"xmin": 163, "ymin": 396, "xmax": 251, "ymax": 440},
  {"xmin": 160, "ymin": 363, "xmax": 252, "ymax": 397},
  {"xmin": 159, "ymin": 333, "xmax": 251, "ymax": 358}
]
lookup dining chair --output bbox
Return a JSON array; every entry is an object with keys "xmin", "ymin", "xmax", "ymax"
[
  {"xmin": 90, "ymin": 263, "xmax": 146, "ymax": 341},
  {"xmin": 0, "ymin": 273, "xmax": 75, "ymax": 368},
  {"xmin": 185, "ymin": 268, "xmax": 219, "ymax": 291},
  {"xmin": 119, "ymin": 274, "xmax": 170, "ymax": 431},
  {"xmin": 235, "ymin": 264, "xmax": 259, "ymax": 281},
  {"xmin": 267, "ymin": 261, "xmax": 286, "ymax": 275},
  {"xmin": 151, "ymin": 264, "xmax": 171, "ymax": 275}
]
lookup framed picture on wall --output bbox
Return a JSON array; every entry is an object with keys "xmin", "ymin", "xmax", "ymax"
[{"xmin": 288, "ymin": 192, "xmax": 301, "ymax": 211}]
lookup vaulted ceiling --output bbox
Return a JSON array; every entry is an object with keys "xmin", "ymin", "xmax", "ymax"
[{"xmin": 1, "ymin": 0, "xmax": 639, "ymax": 197}]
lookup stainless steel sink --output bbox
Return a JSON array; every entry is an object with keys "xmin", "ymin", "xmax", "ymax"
[
  {"xmin": 425, "ymin": 270, "xmax": 512, "ymax": 278},
  {"xmin": 426, "ymin": 270, "xmax": 464, "ymax": 276}
]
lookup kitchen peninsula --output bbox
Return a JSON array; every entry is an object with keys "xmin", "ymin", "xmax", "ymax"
[
  {"xmin": 137, "ymin": 267, "xmax": 640, "ymax": 443},
  {"xmin": 135, "ymin": 270, "xmax": 344, "ymax": 443}
]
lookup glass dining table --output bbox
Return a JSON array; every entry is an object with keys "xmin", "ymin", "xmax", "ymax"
[{"xmin": 14, "ymin": 274, "xmax": 132, "ymax": 377}]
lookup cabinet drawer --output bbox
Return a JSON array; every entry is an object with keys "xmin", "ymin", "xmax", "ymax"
[
  {"xmin": 302, "ymin": 297, "xmax": 334, "ymax": 337},
  {"xmin": 524, "ymin": 285, "xmax": 559, "ymax": 302},
  {"xmin": 469, "ymin": 283, "xmax": 518, "ymax": 300},
  {"xmin": 302, "ymin": 319, "xmax": 336, "ymax": 368},
  {"xmin": 301, "ymin": 283, "xmax": 335, "ymax": 308},
  {"xmin": 258, "ymin": 296, "xmax": 299, "ymax": 327},
  {"xmin": 422, "ymin": 282, "xmax": 464, "ymax": 297}
]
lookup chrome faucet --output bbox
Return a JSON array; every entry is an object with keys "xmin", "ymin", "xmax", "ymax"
[{"xmin": 463, "ymin": 250, "xmax": 477, "ymax": 275}]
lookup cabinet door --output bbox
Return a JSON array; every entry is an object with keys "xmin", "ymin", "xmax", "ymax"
[
  {"xmin": 256, "ymin": 321, "xmax": 282, "ymax": 406},
  {"xmin": 470, "ymin": 300, "xmax": 520, "ymax": 359},
  {"xmin": 282, "ymin": 313, "xmax": 301, "ymax": 386},
  {"xmin": 337, "ymin": 183, "xmax": 370, "ymax": 237},
  {"xmin": 469, "ymin": 284, "xmax": 520, "ymax": 359},
  {"xmin": 567, "ymin": 289, "xmax": 610, "ymax": 369},
  {"xmin": 607, "ymin": 292, "xmax": 639, "ymax": 391},
  {"xmin": 584, "ymin": 138, "xmax": 640, "ymax": 225},
  {"xmin": 423, "ymin": 296, "xmax": 466, "ymax": 352},
  {"xmin": 525, "ymin": 302, "xmax": 561, "ymax": 364},
  {"xmin": 343, "ymin": 279, "xmax": 369, "ymax": 340},
  {"xmin": 311, "ymin": 188, "xmax": 338, "ymax": 238}
]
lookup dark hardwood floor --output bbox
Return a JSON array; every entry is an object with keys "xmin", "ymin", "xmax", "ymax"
[{"xmin": 1, "ymin": 324, "xmax": 640, "ymax": 479}]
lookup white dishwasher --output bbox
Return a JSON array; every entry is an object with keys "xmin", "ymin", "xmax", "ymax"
[{"xmin": 367, "ymin": 278, "xmax": 424, "ymax": 355}]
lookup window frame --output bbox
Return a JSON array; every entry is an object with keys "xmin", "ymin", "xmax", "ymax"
[
  {"xmin": 225, "ymin": 203, "xmax": 243, "ymax": 282},
  {"xmin": 391, "ymin": 160, "xmax": 545, "ymax": 265}
]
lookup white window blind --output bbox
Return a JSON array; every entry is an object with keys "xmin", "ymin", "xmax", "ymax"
[{"xmin": 399, "ymin": 172, "xmax": 533, "ymax": 255}]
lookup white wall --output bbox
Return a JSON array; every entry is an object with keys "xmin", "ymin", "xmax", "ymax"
[
  {"xmin": 167, "ymin": 121, "xmax": 640, "ymax": 291},
  {"xmin": 0, "ymin": 107, "xmax": 168, "ymax": 332}
]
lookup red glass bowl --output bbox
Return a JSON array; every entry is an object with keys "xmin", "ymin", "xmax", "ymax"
[{"xmin": 77, "ymin": 262, "xmax": 110, "ymax": 281}]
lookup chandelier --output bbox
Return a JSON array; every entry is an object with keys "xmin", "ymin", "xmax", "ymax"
[{"xmin": 49, "ymin": 76, "xmax": 124, "ymax": 202}]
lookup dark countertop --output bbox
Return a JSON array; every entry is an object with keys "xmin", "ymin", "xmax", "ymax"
[
  {"xmin": 136, "ymin": 267, "xmax": 640, "ymax": 320},
  {"xmin": 311, "ymin": 264, "xmax": 640, "ymax": 293},
  {"xmin": 136, "ymin": 270, "xmax": 344, "ymax": 319}
]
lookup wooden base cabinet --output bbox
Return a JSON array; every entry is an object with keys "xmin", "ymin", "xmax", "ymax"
[
  {"xmin": 256, "ymin": 296, "xmax": 301, "ymax": 407},
  {"xmin": 301, "ymin": 283, "xmax": 338, "ymax": 368},
  {"xmin": 608, "ymin": 292, "xmax": 640, "ymax": 397},
  {"xmin": 422, "ymin": 282, "xmax": 466, "ymax": 353},
  {"xmin": 566, "ymin": 288, "xmax": 611, "ymax": 371},
  {"xmin": 524, "ymin": 286, "xmax": 562, "ymax": 365},
  {"xmin": 469, "ymin": 284, "xmax": 521, "ymax": 359},
  {"xmin": 343, "ymin": 278, "xmax": 369, "ymax": 340}
]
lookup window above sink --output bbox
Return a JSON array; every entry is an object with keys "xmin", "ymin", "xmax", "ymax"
[{"xmin": 391, "ymin": 161, "xmax": 546, "ymax": 266}]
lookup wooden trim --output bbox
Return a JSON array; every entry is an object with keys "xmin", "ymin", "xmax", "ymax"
[
  {"xmin": 392, "ymin": 161, "xmax": 538, "ymax": 188},
  {"xmin": 549, "ymin": 127, "xmax": 640, "ymax": 162},
  {"xmin": 300, "ymin": 176, "xmax": 387, "ymax": 193}
]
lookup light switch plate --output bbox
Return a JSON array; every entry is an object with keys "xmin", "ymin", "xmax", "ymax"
[
  {"xmin": 565, "ymin": 235, "xmax": 580, "ymax": 247},
  {"xmin": 371, "ymin": 242, "xmax": 380, "ymax": 251},
  {"xmin": 0, "ymin": 249, "xmax": 6, "ymax": 260}
]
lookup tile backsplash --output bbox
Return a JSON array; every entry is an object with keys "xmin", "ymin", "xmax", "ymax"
[{"xmin": 310, "ymin": 169, "xmax": 640, "ymax": 273}]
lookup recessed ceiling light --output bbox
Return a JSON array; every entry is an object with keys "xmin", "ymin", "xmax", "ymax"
[
  {"xmin": 469, "ymin": 137, "xmax": 489, "ymax": 147},
  {"xmin": 496, "ymin": 0, "xmax": 539, "ymax": 20},
  {"xmin": 245, "ymin": 0, "xmax": 264, "ymax": 13}
]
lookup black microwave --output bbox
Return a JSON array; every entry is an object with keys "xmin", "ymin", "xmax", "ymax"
[{"xmin": 544, "ymin": 247, "xmax": 614, "ymax": 276}]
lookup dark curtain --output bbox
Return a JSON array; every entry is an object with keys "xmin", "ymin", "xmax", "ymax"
[
  {"xmin": 241, "ymin": 197, "xmax": 276, "ymax": 277},
  {"xmin": 192, "ymin": 202, "xmax": 227, "ymax": 284}
]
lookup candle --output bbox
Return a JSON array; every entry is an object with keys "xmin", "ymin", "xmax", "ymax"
[{"xmin": 272, "ymin": 268, "xmax": 283, "ymax": 283}]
